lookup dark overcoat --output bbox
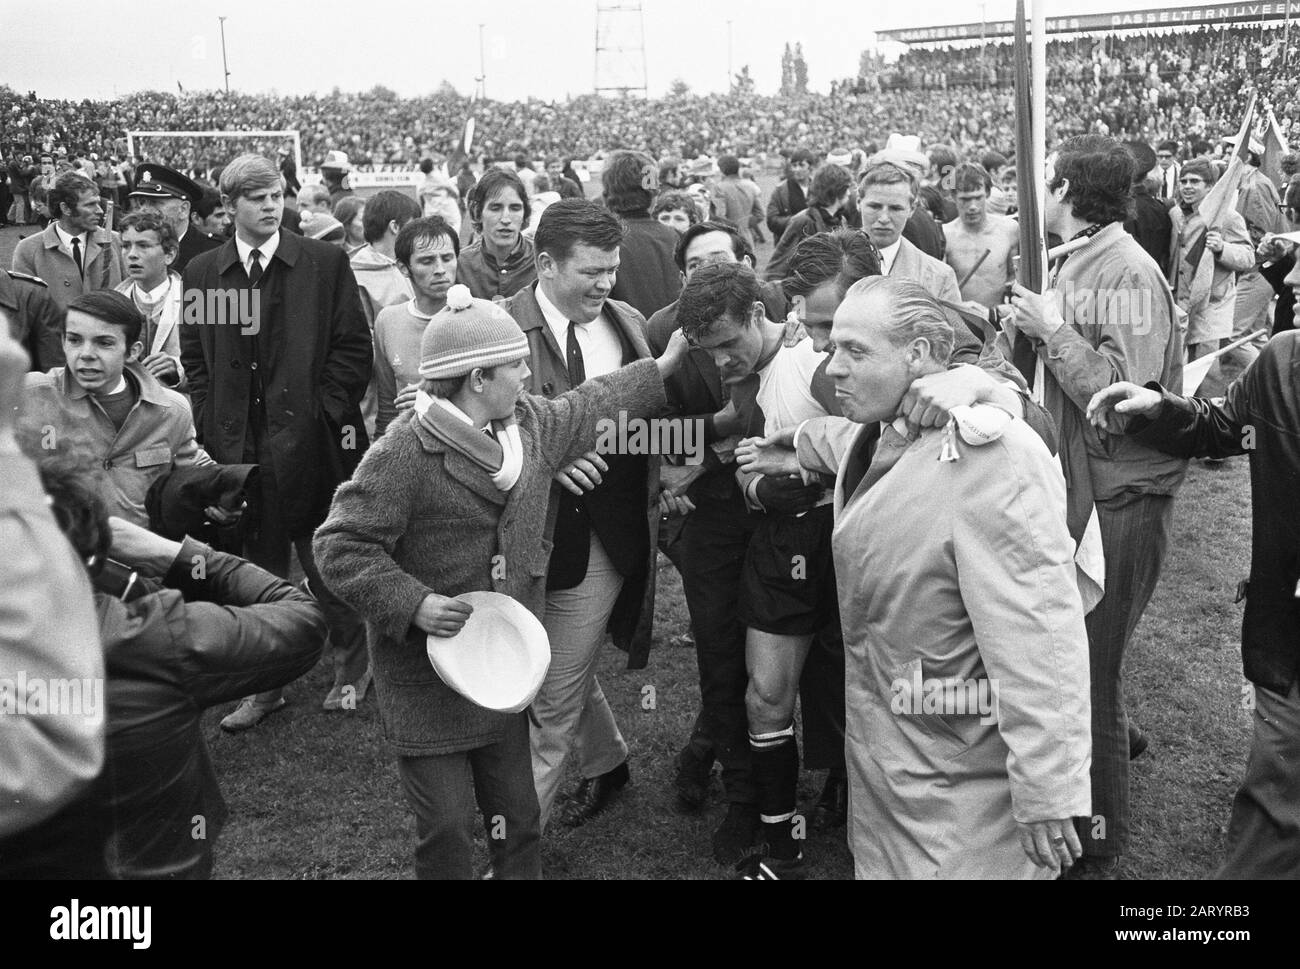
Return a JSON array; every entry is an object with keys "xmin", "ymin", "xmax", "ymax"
[{"xmin": 180, "ymin": 230, "xmax": 373, "ymax": 537}]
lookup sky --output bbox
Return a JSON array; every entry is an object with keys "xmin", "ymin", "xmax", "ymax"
[{"xmin": 0, "ymin": 0, "xmax": 1276, "ymax": 103}]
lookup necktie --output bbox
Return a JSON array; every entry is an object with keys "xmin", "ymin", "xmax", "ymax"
[
  {"xmin": 70, "ymin": 236, "xmax": 83, "ymax": 277},
  {"xmin": 566, "ymin": 321, "xmax": 586, "ymax": 386},
  {"xmin": 248, "ymin": 248, "xmax": 263, "ymax": 287},
  {"xmin": 857, "ymin": 423, "xmax": 913, "ymax": 495}
]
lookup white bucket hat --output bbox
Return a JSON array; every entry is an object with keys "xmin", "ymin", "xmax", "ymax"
[{"xmin": 425, "ymin": 592, "xmax": 550, "ymax": 713}]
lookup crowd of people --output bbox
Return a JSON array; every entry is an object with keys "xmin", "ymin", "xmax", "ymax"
[
  {"xmin": 4, "ymin": 23, "xmax": 1300, "ymax": 179},
  {"xmin": 3, "ymin": 22, "xmax": 1300, "ymax": 883}
]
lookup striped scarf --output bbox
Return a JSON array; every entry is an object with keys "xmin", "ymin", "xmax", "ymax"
[{"xmin": 413, "ymin": 391, "xmax": 523, "ymax": 492}]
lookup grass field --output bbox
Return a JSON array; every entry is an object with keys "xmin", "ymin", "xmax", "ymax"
[
  {"xmin": 0, "ymin": 211, "xmax": 1257, "ymax": 880},
  {"xmin": 198, "ymin": 458, "xmax": 1253, "ymax": 881}
]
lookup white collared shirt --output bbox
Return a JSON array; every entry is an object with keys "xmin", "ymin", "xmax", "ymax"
[
  {"xmin": 879, "ymin": 239, "xmax": 902, "ymax": 275},
  {"xmin": 235, "ymin": 230, "xmax": 281, "ymax": 277},
  {"xmin": 535, "ymin": 283, "xmax": 624, "ymax": 379},
  {"xmin": 53, "ymin": 222, "xmax": 89, "ymax": 262},
  {"xmin": 128, "ymin": 277, "xmax": 172, "ymax": 303}
]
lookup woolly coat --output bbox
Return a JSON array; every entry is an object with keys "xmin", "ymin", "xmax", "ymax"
[{"xmin": 313, "ymin": 358, "xmax": 666, "ymax": 755}]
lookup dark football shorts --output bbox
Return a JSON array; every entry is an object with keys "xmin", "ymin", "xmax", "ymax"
[{"xmin": 738, "ymin": 503, "xmax": 839, "ymax": 636}]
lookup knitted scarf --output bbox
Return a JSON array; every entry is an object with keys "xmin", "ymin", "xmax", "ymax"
[
  {"xmin": 127, "ymin": 275, "xmax": 175, "ymax": 352},
  {"xmin": 413, "ymin": 391, "xmax": 522, "ymax": 491}
]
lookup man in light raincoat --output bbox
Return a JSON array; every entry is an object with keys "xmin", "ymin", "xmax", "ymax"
[{"xmin": 739, "ymin": 276, "xmax": 1093, "ymax": 879}]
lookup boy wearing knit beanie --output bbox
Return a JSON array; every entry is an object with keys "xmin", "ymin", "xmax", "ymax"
[{"xmin": 314, "ymin": 285, "xmax": 689, "ymax": 879}]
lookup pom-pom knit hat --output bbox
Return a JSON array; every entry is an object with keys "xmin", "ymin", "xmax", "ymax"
[{"xmin": 419, "ymin": 284, "xmax": 530, "ymax": 379}]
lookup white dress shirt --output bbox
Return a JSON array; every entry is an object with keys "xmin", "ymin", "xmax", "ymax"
[
  {"xmin": 235, "ymin": 231, "xmax": 281, "ymax": 277},
  {"xmin": 535, "ymin": 283, "xmax": 624, "ymax": 379},
  {"xmin": 1159, "ymin": 164, "xmax": 1180, "ymax": 201},
  {"xmin": 879, "ymin": 239, "xmax": 902, "ymax": 276},
  {"xmin": 53, "ymin": 222, "xmax": 89, "ymax": 264}
]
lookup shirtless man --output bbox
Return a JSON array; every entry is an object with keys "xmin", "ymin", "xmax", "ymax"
[{"xmin": 944, "ymin": 163, "xmax": 1018, "ymax": 309}]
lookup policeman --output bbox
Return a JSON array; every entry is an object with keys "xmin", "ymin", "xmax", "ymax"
[
  {"xmin": 0, "ymin": 269, "xmax": 64, "ymax": 372},
  {"xmin": 128, "ymin": 163, "xmax": 220, "ymax": 273}
]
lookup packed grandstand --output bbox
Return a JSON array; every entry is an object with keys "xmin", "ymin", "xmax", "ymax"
[{"xmin": 4, "ymin": 22, "xmax": 1298, "ymax": 173}]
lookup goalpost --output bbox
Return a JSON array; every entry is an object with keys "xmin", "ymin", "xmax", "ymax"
[{"xmin": 126, "ymin": 129, "xmax": 302, "ymax": 176}]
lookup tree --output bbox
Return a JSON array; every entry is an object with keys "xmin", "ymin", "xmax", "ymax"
[
  {"xmin": 734, "ymin": 65, "xmax": 755, "ymax": 96},
  {"xmin": 780, "ymin": 43, "xmax": 794, "ymax": 97},
  {"xmin": 669, "ymin": 77, "xmax": 691, "ymax": 97},
  {"xmin": 435, "ymin": 79, "xmax": 460, "ymax": 98},
  {"xmin": 793, "ymin": 42, "xmax": 809, "ymax": 95}
]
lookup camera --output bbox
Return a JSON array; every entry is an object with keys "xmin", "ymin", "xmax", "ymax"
[{"xmin": 88, "ymin": 554, "xmax": 148, "ymax": 602}]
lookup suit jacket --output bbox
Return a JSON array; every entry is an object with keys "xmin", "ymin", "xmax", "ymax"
[
  {"xmin": 179, "ymin": 231, "xmax": 373, "ymax": 538},
  {"xmin": 889, "ymin": 235, "xmax": 962, "ymax": 304},
  {"xmin": 12, "ymin": 223, "xmax": 124, "ymax": 309},
  {"xmin": 498, "ymin": 282, "xmax": 660, "ymax": 668},
  {"xmin": 174, "ymin": 226, "xmax": 221, "ymax": 275}
]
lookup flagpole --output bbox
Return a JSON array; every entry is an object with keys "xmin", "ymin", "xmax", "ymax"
[
  {"xmin": 1031, "ymin": 0, "xmax": 1048, "ymax": 283},
  {"xmin": 1283, "ymin": 10, "xmax": 1290, "ymax": 69},
  {"xmin": 1013, "ymin": 0, "xmax": 1041, "ymax": 293},
  {"xmin": 219, "ymin": 17, "xmax": 231, "ymax": 94},
  {"xmin": 477, "ymin": 24, "xmax": 487, "ymax": 100}
]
